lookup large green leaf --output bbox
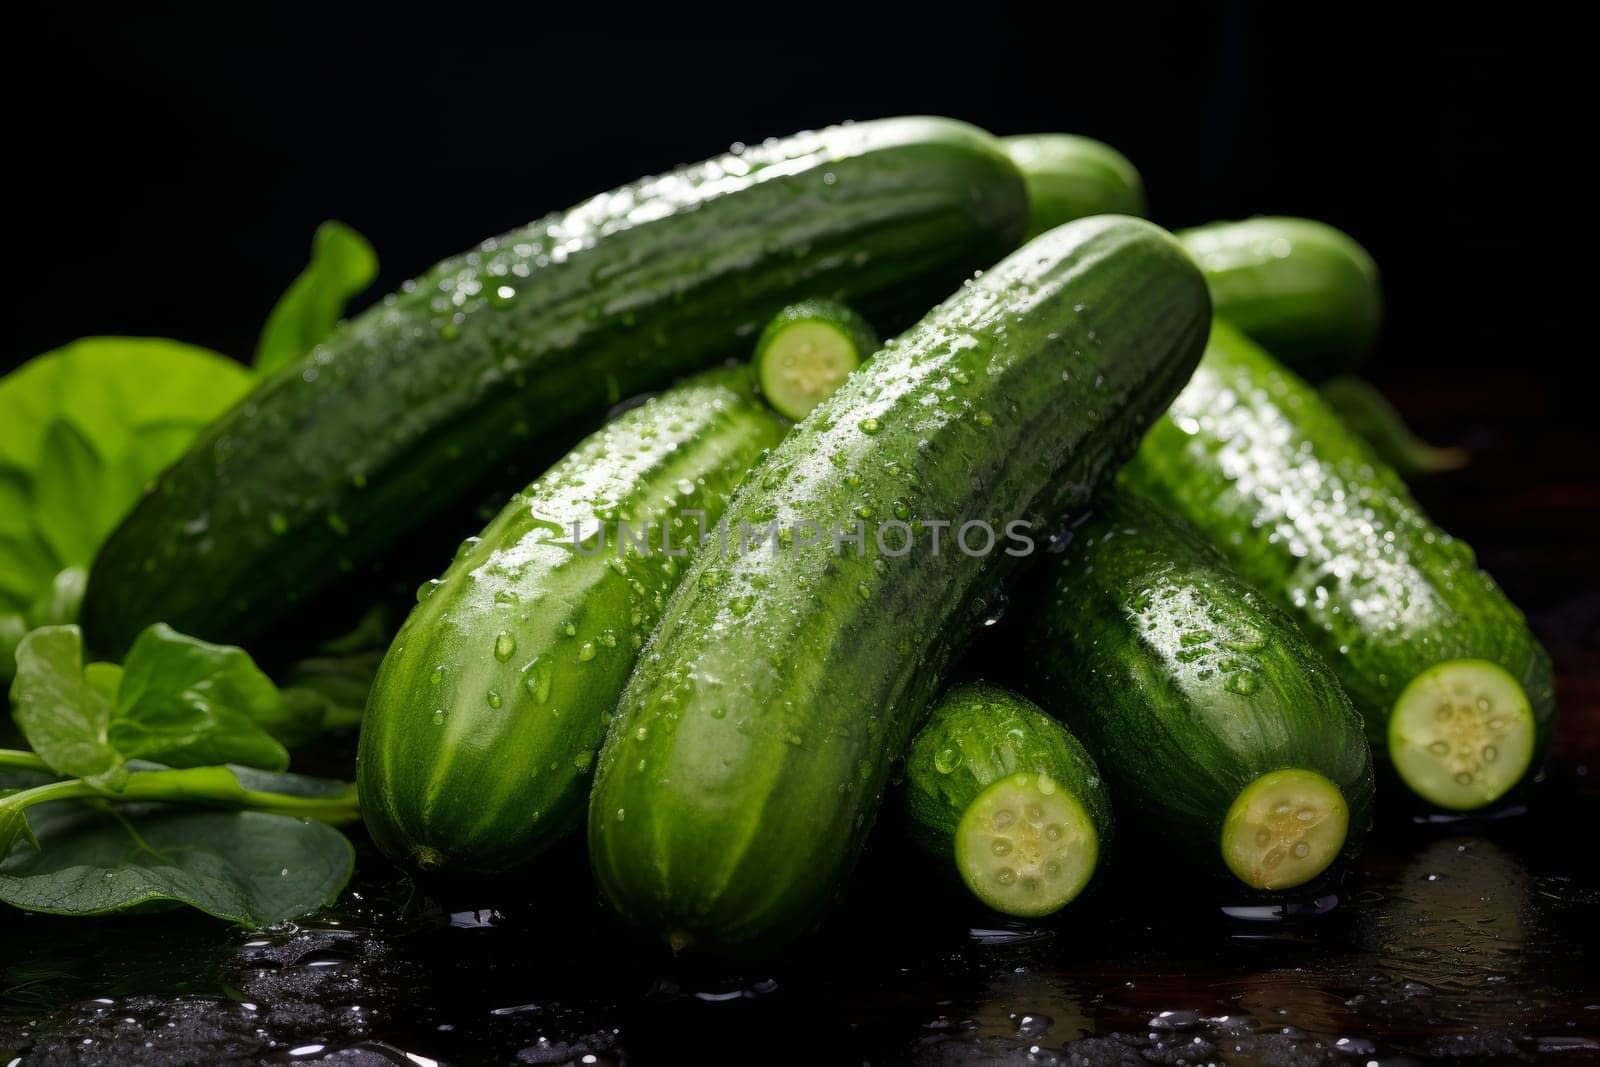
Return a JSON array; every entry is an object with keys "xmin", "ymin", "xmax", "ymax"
[
  {"xmin": 0, "ymin": 800, "xmax": 354, "ymax": 926},
  {"xmin": 254, "ymin": 220, "xmax": 378, "ymax": 376},
  {"xmin": 0, "ymin": 337, "xmax": 252, "ymax": 682}
]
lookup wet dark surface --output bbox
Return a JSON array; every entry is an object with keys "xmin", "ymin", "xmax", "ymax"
[{"xmin": 2, "ymin": 377, "xmax": 1596, "ymax": 1066}]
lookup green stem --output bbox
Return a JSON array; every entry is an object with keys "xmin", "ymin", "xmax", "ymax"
[
  {"xmin": 114, "ymin": 769, "xmax": 361, "ymax": 825},
  {"xmin": 2, "ymin": 777, "xmax": 97, "ymax": 808},
  {"xmin": 0, "ymin": 749, "xmax": 56, "ymax": 775},
  {"xmin": 1, "ymin": 767, "xmax": 359, "ymax": 826}
]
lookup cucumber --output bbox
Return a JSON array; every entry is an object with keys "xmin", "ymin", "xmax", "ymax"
[
  {"xmin": 356, "ymin": 367, "xmax": 784, "ymax": 872},
  {"xmin": 1015, "ymin": 492, "xmax": 1373, "ymax": 889},
  {"xmin": 1179, "ymin": 217, "xmax": 1381, "ymax": 380},
  {"xmin": 1124, "ymin": 321, "xmax": 1555, "ymax": 810},
  {"xmin": 1319, "ymin": 376, "xmax": 1468, "ymax": 478},
  {"xmin": 753, "ymin": 299, "xmax": 878, "ymax": 420},
  {"xmin": 83, "ymin": 117, "xmax": 1028, "ymax": 658},
  {"xmin": 1001, "ymin": 134, "xmax": 1147, "ymax": 238},
  {"xmin": 587, "ymin": 215, "xmax": 1212, "ymax": 953},
  {"xmin": 903, "ymin": 683, "xmax": 1112, "ymax": 917}
]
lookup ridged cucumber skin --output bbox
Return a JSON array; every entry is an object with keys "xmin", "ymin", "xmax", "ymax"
[
  {"xmin": 356, "ymin": 367, "xmax": 785, "ymax": 872},
  {"xmin": 83, "ymin": 117, "xmax": 1028, "ymax": 658},
  {"xmin": 587, "ymin": 216, "xmax": 1212, "ymax": 953},
  {"xmin": 1123, "ymin": 321, "xmax": 1556, "ymax": 774},
  {"xmin": 903, "ymin": 682, "xmax": 1112, "ymax": 859},
  {"xmin": 1179, "ymin": 217, "xmax": 1381, "ymax": 380},
  {"xmin": 1015, "ymin": 492, "xmax": 1374, "ymax": 862},
  {"xmin": 1002, "ymin": 134, "xmax": 1147, "ymax": 239}
]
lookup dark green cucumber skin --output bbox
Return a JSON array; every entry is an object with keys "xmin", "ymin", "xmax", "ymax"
[
  {"xmin": 903, "ymin": 682, "xmax": 1112, "ymax": 858},
  {"xmin": 1002, "ymin": 134, "xmax": 1147, "ymax": 239},
  {"xmin": 356, "ymin": 367, "xmax": 784, "ymax": 872},
  {"xmin": 587, "ymin": 216, "xmax": 1211, "ymax": 953},
  {"xmin": 1016, "ymin": 491, "xmax": 1374, "ymax": 854},
  {"xmin": 1123, "ymin": 321, "xmax": 1556, "ymax": 765},
  {"xmin": 1178, "ymin": 217, "xmax": 1381, "ymax": 380},
  {"xmin": 83, "ymin": 117, "xmax": 1028, "ymax": 658}
]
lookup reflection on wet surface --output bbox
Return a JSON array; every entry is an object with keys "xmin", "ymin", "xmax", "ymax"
[
  {"xmin": 2, "ymin": 381, "xmax": 1597, "ymax": 1064},
  {"xmin": 2, "ymin": 786, "xmax": 1597, "ymax": 1065}
]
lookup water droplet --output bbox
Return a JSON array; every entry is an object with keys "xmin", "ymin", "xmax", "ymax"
[
  {"xmin": 486, "ymin": 690, "xmax": 502, "ymax": 709},
  {"xmin": 416, "ymin": 579, "xmax": 443, "ymax": 603},
  {"xmin": 614, "ymin": 807, "xmax": 626, "ymax": 822},
  {"xmin": 493, "ymin": 631, "xmax": 517, "ymax": 662},
  {"xmin": 578, "ymin": 641, "xmax": 597, "ymax": 661},
  {"xmin": 431, "ymin": 709, "xmax": 447, "ymax": 726},
  {"xmin": 573, "ymin": 751, "xmax": 593, "ymax": 771},
  {"xmin": 1225, "ymin": 672, "xmax": 1259, "ymax": 695},
  {"xmin": 858, "ymin": 417, "xmax": 880, "ymax": 435},
  {"xmin": 934, "ymin": 748, "xmax": 961, "ymax": 774},
  {"xmin": 429, "ymin": 665, "xmax": 445, "ymax": 685},
  {"xmin": 524, "ymin": 659, "xmax": 553, "ymax": 704},
  {"xmin": 856, "ymin": 582, "xmax": 872, "ymax": 600}
]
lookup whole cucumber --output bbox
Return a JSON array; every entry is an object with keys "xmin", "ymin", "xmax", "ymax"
[
  {"xmin": 1002, "ymin": 133, "xmax": 1147, "ymax": 238},
  {"xmin": 588, "ymin": 216, "xmax": 1212, "ymax": 953},
  {"xmin": 357, "ymin": 367, "xmax": 784, "ymax": 871},
  {"xmin": 1016, "ymin": 492, "xmax": 1374, "ymax": 889},
  {"xmin": 84, "ymin": 117, "xmax": 1028, "ymax": 657},
  {"xmin": 1179, "ymin": 216, "xmax": 1381, "ymax": 380}
]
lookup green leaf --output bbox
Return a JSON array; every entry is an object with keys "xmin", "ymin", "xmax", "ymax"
[
  {"xmin": 1320, "ymin": 376, "xmax": 1470, "ymax": 479},
  {"xmin": 31, "ymin": 421, "xmax": 139, "ymax": 566},
  {"xmin": 254, "ymin": 221, "xmax": 378, "ymax": 376},
  {"xmin": 27, "ymin": 565, "xmax": 87, "ymax": 629},
  {"xmin": 0, "ymin": 802, "xmax": 354, "ymax": 926},
  {"xmin": 9, "ymin": 626, "xmax": 117, "ymax": 779},
  {"xmin": 0, "ymin": 801, "xmax": 40, "ymax": 857},
  {"xmin": 110, "ymin": 625, "xmax": 289, "ymax": 772},
  {"xmin": 0, "ymin": 337, "xmax": 253, "ymax": 678}
]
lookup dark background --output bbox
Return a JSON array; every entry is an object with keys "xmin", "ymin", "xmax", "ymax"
[{"xmin": 5, "ymin": 6, "xmax": 1572, "ymax": 384}]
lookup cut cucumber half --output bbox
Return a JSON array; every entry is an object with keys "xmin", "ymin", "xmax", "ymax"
[
  {"xmin": 955, "ymin": 772, "xmax": 1099, "ymax": 917},
  {"xmin": 1220, "ymin": 769, "xmax": 1349, "ymax": 890},
  {"xmin": 1388, "ymin": 659, "xmax": 1536, "ymax": 811},
  {"xmin": 753, "ymin": 299, "xmax": 878, "ymax": 420}
]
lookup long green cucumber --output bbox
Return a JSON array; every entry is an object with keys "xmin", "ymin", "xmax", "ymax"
[
  {"xmin": 1016, "ymin": 492, "xmax": 1374, "ymax": 889},
  {"xmin": 1124, "ymin": 321, "xmax": 1555, "ymax": 810},
  {"xmin": 83, "ymin": 117, "xmax": 1027, "ymax": 658},
  {"xmin": 1002, "ymin": 134, "xmax": 1147, "ymax": 238},
  {"xmin": 1179, "ymin": 217, "xmax": 1381, "ymax": 380},
  {"xmin": 356, "ymin": 367, "xmax": 784, "ymax": 871},
  {"xmin": 903, "ymin": 683, "xmax": 1112, "ymax": 916},
  {"xmin": 588, "ymin": 215, "xmax": 1212, "ymax": 953}
]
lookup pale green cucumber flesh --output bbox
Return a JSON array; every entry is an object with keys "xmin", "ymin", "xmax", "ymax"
[
  {"xmin": 1388, "ymin": 659, "xmax": 1535, "ymax": 810},
  {"xmin": 1220, "ymin": 769, "xmax": 1349, "ymax": 890},
  {"xmin": 757, "ymin": 320, "xmax": 863, "ymax": 420},
  {"xmin": 956, "ymin": 771, "xmax": 1098, "ymax": 917}
]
